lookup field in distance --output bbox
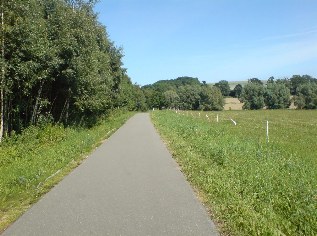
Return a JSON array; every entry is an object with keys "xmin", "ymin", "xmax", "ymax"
[
  {"xmin": 223, "ymin": 97, "xmax": 296, "ymax": 110},
  {"xmin": 224, "ymin": 98, "xmax": 243, "ymax": 110},
  {"xmin": 209, "ymin": 81, "xmax": 250, "ymax": 90},
  {"xmin": 151, "ymin": 109, "xmax": 317, "ymax": 236}
]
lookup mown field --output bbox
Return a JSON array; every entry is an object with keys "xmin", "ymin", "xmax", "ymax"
[
  {"xmin": 0, "ymin": 111, "xmax": 134, "ymax": 232},
  {"xmin": 151, "ymin": 110, "xmax": 317, "ymax": 236}
]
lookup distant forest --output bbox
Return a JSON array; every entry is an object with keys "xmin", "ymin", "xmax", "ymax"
[
  {"xmin": 142, "ymin": 77, "xmax": 224, "ymax": 111},
  {"xmin": 1, "ymin": 1, "xmax": 316, "ymax": 140},
  {"xmin": 141, "ymin": 75, "xmax": 317, "ymax": 110}
]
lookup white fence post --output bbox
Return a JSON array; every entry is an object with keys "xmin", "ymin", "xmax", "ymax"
[
  {"xmin": 266, "ymin": 120, "xmax": 269, "ymax": 143},
  {"xmin": 230, "ymin": 118, "xmax": 237, "ymax": 126}
]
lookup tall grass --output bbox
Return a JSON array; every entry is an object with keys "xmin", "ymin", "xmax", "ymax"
[
  {"xmin": 151, "ymin": 110, "xmax": 317, "ymax": 235},
  {"xmin": 0, "ymin": 111, "xmax": 134, "ymax": 232}
]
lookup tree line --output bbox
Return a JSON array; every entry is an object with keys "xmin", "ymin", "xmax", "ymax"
[
  {"xmin": 143, "ymin": 74, "xmax": 317, "ymax": 111},
  {"xmin": 141, "ymin": 76, "xmax": 224, "ymax": 110},
  {"xmin": 0, "ymin": 0, "xmax": 146, "ymax": 140},
  {"xmin": 214, "ymin": 75, "xmax": 317, "ymax": 110}
]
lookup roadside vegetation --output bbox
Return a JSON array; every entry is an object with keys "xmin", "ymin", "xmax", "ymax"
[
  {"xmin": 152, "ymin": 110, "xmax": 317, "ymax": 235},
  {"xmin": 0, "ymin": 111, "xmax": 134, "ymax": 232},
  {"xmin": 0, "ymin": 0, "xmax": 146, "ymax": 141},
  {"xmin": 1, "ymin": 0, "xmax": 145, "ymax": 232}
]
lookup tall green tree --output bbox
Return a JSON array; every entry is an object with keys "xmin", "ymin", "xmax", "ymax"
[
  {"xmin": 200, "ymin": 85, "xmax": 224, "ymax": 111},
  {"xmin": 131, "ymin": 84, "xmax": 147, "ymax": 111},
  {"xmin": 178, "ymin": 84, "xmax": 201, "ymax": 110},
  {"xmin": 290, "ymin": 75, "xmax": 317, "ymax": 95},
  {"xmin": 0, "ymin": 0, "xmax": 5, "ymax": 140},
  {"xmin": 164, "ymin": 90, "xmax": 179, "ymax": 109},
  {"xmin": 265, "ymin": 78, "xmax": 290, "ymax": 109},
  {"xmin": 240, "ymin": 82, "xmax": 265, "ymax": 110},
  {"xmin": 248, "ymin": 78, "xmax": 263, "ymax": 85},
  {"xmin": 144, "ymin": 85, "xmax": 169, "ymax": 110},
  {"xmin": 1, "ymin": 0, "xmax": 144, "ymax": 135},
  {"xmin": 214, "ymin": 80, "xmax": 230, "ymax": 96},
  {"xmin": 294, "ymin": 83, "xmax": 317, "ymax": 109},
  {"xmin": 232, "ymin": 84, "xmax": 243, "ymax": 98},
  {"xmin": 4, "ymin": 0, "xmax": 58, "ymax": 131},
  {"xmin": 141, "ymin": 76, "xmax": 201, "ymax": 110}
]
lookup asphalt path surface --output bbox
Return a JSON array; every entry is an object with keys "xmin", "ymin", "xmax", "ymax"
[{"xmin": 3, "ymin": 113, "xmax": 219, "ymax": 236}]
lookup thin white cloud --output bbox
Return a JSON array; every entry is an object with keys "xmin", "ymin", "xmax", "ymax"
[{"xmin": 258, "ymin": 27, "xmax": 317, "ymax": 42}]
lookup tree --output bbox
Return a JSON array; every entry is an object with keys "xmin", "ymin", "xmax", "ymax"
[
  {"xmin": 294, "ymin": 83, "xmax": 317, "ymax": 109},
  {"xmin": 0, "ymin": 1, "xmax": 4, "ymax": 140},
  {"xmin": 290, "ymin": 75, "xmax": 317, "ymax": 95},
  {"xmin": 4, "ymin": 0, "xmax": 59, "ymax": 131},
  {"xmin": 131, "ymin": 84, "xmax": 147, "ymax": 111},
  {"xmin": 0, "ymin": 0, "xmax": 145, "ymax": 133},
  {"xmin": 142, "ymin": 76, "xmax": 202, "ymax": 110},
  {"xmin": 151, "ymin": 76, "xmax": 201, "ymax": 92},
  {"xmin": 240, "ymin": 82, "xmax": 265, "ymax": 109},
  {"xmin": 276, "ymin": 78, "xmax": 291, "ymax": 89},
  {"xmin": 142, "ymin": 77, "xmax": 225, "ymax": 111},
  {"xmin": 117, "ymin": 81, "xmax": 147, "ymax": 111},
  {"xmin": 210, "ymin": 86, "xmax": 225, "ymax": 110},
  {"xmin": 248, "ymin": 78, "xmax": 263, "ymax": 85},
  {"xmin": 142, "ymin": 84, "xmax": 170, "ymax": 110},
  {"xmin": 232, "ymin": 84, "xmax": 243, "ymax": 98},
  {"xmin": 214, "ymin": 80, "xmax": 230, "ymax": 96},
  {"xmin": 163, "ymin": 90, "xmax": 179, "ymax": 109},
  {"xmin": 265, "ymin": 78, "xmax": 290, "ymax": 109},
  {"xmin": 178, "ymin": 84, "xmax": 201, "ymax": 110},
  {"xmin": 200, "ymin": 86, "xmax": 224, "ymax": 111}
]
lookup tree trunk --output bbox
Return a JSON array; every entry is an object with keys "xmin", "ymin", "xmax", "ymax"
[
  {"xmin": 59, "ymin": 95, "xmax": 70, "ymax": 124},
  {"xmin": 0, "ymin": 8, "xmax": 4, "ymax": 141},
  {"xmin": 31, "ymin": 81, "xmax": 44, "ymax": 125},
  {"xmin": 65, "ymin": 98, "xmax": 69, "ymax": 124},
  {"xmin": 59, "ymin": 98, "xmax": 68, "ymax": 123}
]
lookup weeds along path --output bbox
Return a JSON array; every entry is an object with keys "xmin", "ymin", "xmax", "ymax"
[{"xmin": 2, "ymin": 113, "xmax": 218, "ymax": 236}]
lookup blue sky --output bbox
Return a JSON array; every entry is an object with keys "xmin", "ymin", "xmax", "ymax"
[{"xmin": 95, "ymin": 0, "xmax": 317, "ymax": 85}]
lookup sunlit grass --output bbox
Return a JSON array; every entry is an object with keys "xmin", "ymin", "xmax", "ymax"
[{"xmin": 152, "ymin": 110, "xmax": 317, "ymax": 236}]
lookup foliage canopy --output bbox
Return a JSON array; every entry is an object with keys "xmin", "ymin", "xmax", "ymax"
[
  {"xmin": 0, "ymin": 0, "xmax": 145, "ymax": 138},
  {"xmin": 142, "ymin": 77, "xmax": 224, "ymax": 111}
]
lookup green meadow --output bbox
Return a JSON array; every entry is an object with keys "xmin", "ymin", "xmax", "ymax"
[{"xmin": 151, "ymin": 110, "xmax": 317, "ymax": 235}]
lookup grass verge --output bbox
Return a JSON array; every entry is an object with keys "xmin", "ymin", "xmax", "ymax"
[
  {"xmin": 151, "ymin": 110, "xmax": 317, "ymax": 236},
  {"xmin": 0, "ymin": 111, "xmax": 134, "ymax": 232}
]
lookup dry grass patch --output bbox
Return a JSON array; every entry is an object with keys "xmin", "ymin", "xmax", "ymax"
[{"xmin": 224, "ymin": 98, "xmax": 243, "ymax": 110}]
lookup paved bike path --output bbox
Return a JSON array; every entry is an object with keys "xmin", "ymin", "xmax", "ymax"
[{"xmin": 3, "ymin": 113, "xmax": 218, "ymax": 236}]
